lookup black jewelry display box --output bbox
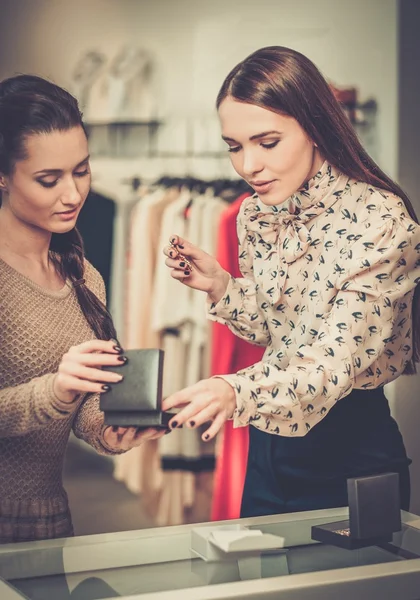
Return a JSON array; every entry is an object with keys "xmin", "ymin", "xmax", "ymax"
[
  {"xmin": 311, "ymin": 473, "xmax": 402, "ymax": 550},
  {"xmin": 100, "ymin": 349, "xmax": 172, "ymax": 429}
]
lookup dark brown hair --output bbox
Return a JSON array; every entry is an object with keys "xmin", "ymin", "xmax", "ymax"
[
  {"xmin": 217, "ymin": 46, "xmax": 420, "ymax": 373},
  {"xmin": 0, "ymin": 74, "xmax": 117, "ymax": 341}
]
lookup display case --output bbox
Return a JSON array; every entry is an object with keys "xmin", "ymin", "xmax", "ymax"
[{"xmin": 1, "ymin": 507, "xmax": 420, "ymax": 599}]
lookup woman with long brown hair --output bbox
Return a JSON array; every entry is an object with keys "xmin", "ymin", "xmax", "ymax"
[
  {"xmin": 162, "ymin": 47, "xmax": 420, "ymax": 516},
  {"xmin": 0, "ymin": 74, "xmax": 165, "ymax": 543}
]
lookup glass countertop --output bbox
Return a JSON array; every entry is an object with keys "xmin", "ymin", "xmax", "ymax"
[{"xmin": 1, "ymin": 507, "xmax": 420, "ymax": 600}]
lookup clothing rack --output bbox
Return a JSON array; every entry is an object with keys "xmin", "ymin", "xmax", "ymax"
[
  {"xmin": 113, "ymin": 179, "xmax": 252, "ymax": 526},
  {"xmin": 87, "ymin": 174, "xmax": 252, "ymax": 343},
  {"xmin": 138, "ymin": 174, "xmax": 252, "ymax": 197}
]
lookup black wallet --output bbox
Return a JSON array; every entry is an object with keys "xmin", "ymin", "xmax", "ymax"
[{"xmin": 100, "ymin": 348, "xmax": 172, "ymax": 429}]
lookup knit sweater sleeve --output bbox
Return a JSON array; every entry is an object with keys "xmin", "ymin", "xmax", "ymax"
[
  {"xmin": 71, "ymin": 262, "xmax": 126, "ymax": 455},
  {"xmin": 0, "ymin": 373, "xmax": 81, "ymax": 438}
]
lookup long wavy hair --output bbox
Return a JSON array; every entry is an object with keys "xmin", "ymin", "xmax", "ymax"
[
  {"xmin": 217, "ymin": 46, "xmax": 420, "ymax": 374},
  {"xmin": 0, "ymin": 74, "xmax": 117, "ymax": 341}
]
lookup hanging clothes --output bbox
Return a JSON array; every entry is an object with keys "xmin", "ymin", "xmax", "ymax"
[
  {"xmin": 87, "ymin": 180, "xmax": 138, "ymax": 343},
  {"xmin": 76, "ymin": 190, "xmax": 115, "ymax": 303},
  {"xmin": 150, "ymin": 188, "xmax": 227, "ymax": 525},
  {"xmin": 210, "ymin": 193, "xmax": 265, "ymax": 521},
  {"xmin": 112, "ymin": 177, "xmax": 250, "ymax": 526},
  {"xmin": 113, "ymin": 186, "xmax": 179, "ymax": 509}
]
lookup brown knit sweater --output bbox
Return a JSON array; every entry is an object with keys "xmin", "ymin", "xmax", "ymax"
[{"xmin": 0, "ymin": 257, "xmax": 122, "ymax": 543}]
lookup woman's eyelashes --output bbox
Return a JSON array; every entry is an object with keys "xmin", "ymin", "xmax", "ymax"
[
  {"xmin": 37, "ymin": 169, "xmax": 90, "ymax": 188},
  {"xmin": 227, "ymin": 140, "xmax": 280, "ymax": 153},
  {"xmin": 261, "ymin": 140, "xmax": 279, "ymax": 150}
]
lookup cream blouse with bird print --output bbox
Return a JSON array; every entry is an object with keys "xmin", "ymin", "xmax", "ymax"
[{"xmin": 207, "ymin": 161, "xmax": 420, "ymax": 437}]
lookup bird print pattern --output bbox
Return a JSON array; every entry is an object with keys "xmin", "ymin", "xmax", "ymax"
[{"xmin": 207, "ymin": 161, "xmax": 420, "ymax": 437}]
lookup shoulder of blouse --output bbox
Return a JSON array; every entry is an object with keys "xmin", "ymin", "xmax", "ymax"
[{"xmin": 350, "ymin": 182, "xmax": 414, "ymax": 225}]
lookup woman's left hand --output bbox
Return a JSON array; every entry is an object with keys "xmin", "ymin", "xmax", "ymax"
[
  {"xmin": 162, "ymin": 378, "xmax": 237, "ymax": 441},
  {"xmin": 102, "ymin": 426, "xmax": 166, "ymax": 451}
]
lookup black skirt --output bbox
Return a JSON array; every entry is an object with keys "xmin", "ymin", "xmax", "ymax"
[{"xmin": 241, "ymin": 387, "xmax": 411, "ymax": 517}]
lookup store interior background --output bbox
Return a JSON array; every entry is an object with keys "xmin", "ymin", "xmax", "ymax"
[{"xmin": 0, "ymin": 0, "xmax": 419, "ymax": 534}]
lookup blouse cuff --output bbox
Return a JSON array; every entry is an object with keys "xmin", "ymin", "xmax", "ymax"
[
  {"xmin": 212, "ymin": 373, "xmax": 257, "ymax": 427},
  {"xmin": 206, "ymin": 276, "xmax": 241, "ymax": 324}
]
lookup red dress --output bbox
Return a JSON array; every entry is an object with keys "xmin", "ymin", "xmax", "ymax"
[{"xmin": 210, "ymin": 194, "xmax": 264, "ymax": 520}]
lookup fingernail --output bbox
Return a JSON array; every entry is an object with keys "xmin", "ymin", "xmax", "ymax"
[
  {"xmin": 189, "ymin": 420, "xmax": 195, "ymax": 427},
  {"xmin": 102, "ymin": 385, "xmax": 111, "ymax": 392},
  {"xmin": 169, "ymin": 250, "xmax": 174, "ymax": 257},
  {"xmin": 165, "ymin": 429, "xmax": 171, "ymax": 435},
  {"xmin": 178, "ymin": 244, "xmax": 184, "ymax": 249},
  {"xmin": 117, "ymin": 356, "xmax": 128, "ymax": 362},
  {"xmin": 113, "ymin": 345, "xmax": 123, "ymax": 353},
  {"xmin": 204, "ymin": 434, "xmax": 210, "ymax": 440},
  {"xmin": 179, "ymin": 261, "xmax": 185, "ymax": 268},
  {"xmin": 171, "ymin": 420, "xmax": 178, "ymax": 428},
  {"xmin": 170, "ymin": 237, "xmax": 176, "ymax": 243},
  {"xmin": 112, "ymin": 426, "xmax": 118, "ymax": 432},
  {"xmin": 116, "ymin": 375, "xmax": 124, "ymax": 381},
  {"xmin": 184, "ymin": 270, "xmax": 190, "ymax": 276}
]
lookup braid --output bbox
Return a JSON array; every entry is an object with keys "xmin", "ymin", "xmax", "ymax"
[{"xmin": 50, "ymin": 228, "xmax": 118, "ymax": 341}]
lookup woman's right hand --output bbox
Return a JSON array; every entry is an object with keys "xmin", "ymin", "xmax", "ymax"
[
  {"xmin": 53, "ymin": 339, "xmax": 126, "ymax": 404},
  {"xmin": 163, "ymin": 235, "xmax": 230, "ymax": 303}
]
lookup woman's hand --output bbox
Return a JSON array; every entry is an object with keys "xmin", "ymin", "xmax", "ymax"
[
  {"xmin": 163, "ymin": 235, "xmax": 230, "ymax": 303},
  {"xmin": 53, "ymin": 339, "xmax": 127, "ymax": 404},
  {"xmin": 102, "ymin": 426, "xmax": 167, "ymax": 451},
  {"xmin": 162, "ymin": 378, "xmax": 237, "ymax": 441}
]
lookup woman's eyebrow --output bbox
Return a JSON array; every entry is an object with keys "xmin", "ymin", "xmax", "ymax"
[
  {"xmin": 222, "ymin": 131, "xmax": 282, "ymax": 143},
  {"xmin": 33, "ymin": 155, "xmax": 90, "ymax": 176}
]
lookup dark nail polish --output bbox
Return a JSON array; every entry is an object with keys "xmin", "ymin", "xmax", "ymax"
[
  {"xmin": 112, "ymin": 426, "xmax": 118, "ymax": 432},
  {"xmin": 165, "ymin": 429, "xmax": 171, "ymax": 435},
  {"xmin": 179, "ymin": 261, "xmax": 185, "ymax": 268},
  {"xmin": 117, "ymin": 356, "xmax": 128, "ymax": 362},
  {"xmin": 169, "ymin": 250, "xmax": 174, "ymax": 257},
  {"xmin": 102, "ymin": 385, "xmax": 111, "ymax": 392},
  {"xmin": 170, "ymin": 237, "xmax": 176, "ymax": 243},
  {"xmin": 184, "ymin": 270, "xmax": 190, "ymax": 276},
  {"xmin": 204, "ymin": 434, "xmax": 210, "ymax": 440},
  {"xmin": 178, "ymin": 244, "xmax": 184, "ymax": 249},
  {"xmin": 113, "ymin": 345, "xmax": 123, "ymax": 353},
  {"xmin": 171, "ymin": 420, "xmax": 178, "ymax": 428},
  {"xmin": 189, "ymin": 420, "xmax": 195, "ymax": 427}
]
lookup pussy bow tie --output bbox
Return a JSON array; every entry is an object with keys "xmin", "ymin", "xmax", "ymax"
[{"xmin": 242, "ymin": 164, "xmax": 348, "ymax": 305}]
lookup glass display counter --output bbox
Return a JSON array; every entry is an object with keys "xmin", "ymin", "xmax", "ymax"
[{"xmin": 1, "ymin": 507, "xmax": 420, "ymax": 599}]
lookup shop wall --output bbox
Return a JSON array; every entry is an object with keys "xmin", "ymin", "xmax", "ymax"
[{"xmin": 0, "ymin": 0, "xmax": 398, "ymax": 177}]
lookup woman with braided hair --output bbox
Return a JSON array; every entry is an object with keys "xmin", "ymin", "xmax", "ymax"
[{"xmin": 0, "ymin": 74, "xmax": 164, "ymax": 543}]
